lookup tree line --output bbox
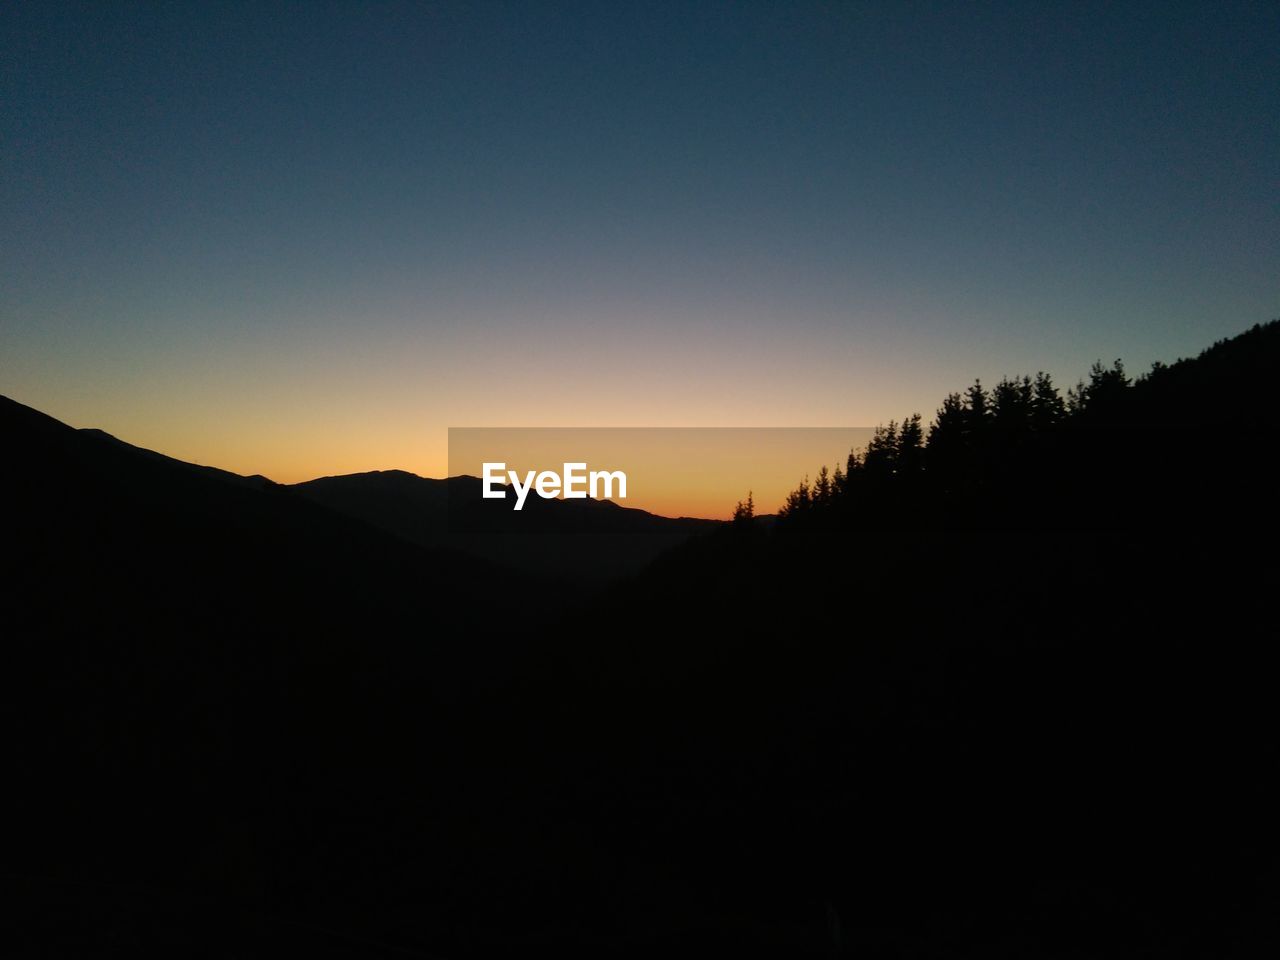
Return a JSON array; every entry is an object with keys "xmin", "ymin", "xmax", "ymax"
[
  {"xmin": 763, "ymin": 351, "xmax": 1181, "ymax": 521},
  {"xmin": 750, "ymin": 319, "xmax": 1278, "ymax": 526}
]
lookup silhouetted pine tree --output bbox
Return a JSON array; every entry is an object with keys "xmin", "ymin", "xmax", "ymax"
[
  {"xmin": 813, "ymin": 465, "xmax": 832, "ymax": 506},
  {"xmin": 1068, "ymin": 359, "xmax": 1130, "ymax": 419},
  {"xmin": 926, "ymin": 392, "xmax": 966, "ymax": 486},
  {"xmin": 992, "ymin": 376, "xmax": 1033, "ymax": 429},
  {"xmin": 1031, "ymin": 372, "xmax": 1065, "ymax": 429},
  {"xmin": 896, "ymin": 413, "xmax": 925, "ymax": 477},
  {"xmin": 962, "ymin": 380, "xmax": 990, "ymax": 440},
  {"xmin": 863, "ymin": 421, "xmax": 899, "ymax": 479},
  {"xmin": 778, "ymin": 476, "xmax": 812, "ymax": 519},
  {"xmin": 832, "ymin": 462, "xmax": 846, "ymax": 498}
]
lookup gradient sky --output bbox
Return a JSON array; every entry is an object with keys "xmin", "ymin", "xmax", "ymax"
[
  {"xmin": 449, "ymin": 427, "xmax": 878, "ymax": 518},
  {"xmin": 3, "ymin": 1, "xmax": 1277, "ymax": 487}
]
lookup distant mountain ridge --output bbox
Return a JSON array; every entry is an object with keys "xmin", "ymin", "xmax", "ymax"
[
  {"xmin": 0, "ymin": 397, "xmax": 722, "ymax": 583},
  {"xmin": 0, "ymin": 391, "xmax": 544, "ymax": 650},
  {"xmin": 291, "ymin": 469, "xmax": 723, "ymax": 579}
]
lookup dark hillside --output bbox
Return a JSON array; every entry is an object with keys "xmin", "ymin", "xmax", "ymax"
[{"xmin": 4, "ymin": 321, "xmax": 1277, "ymax": 956}]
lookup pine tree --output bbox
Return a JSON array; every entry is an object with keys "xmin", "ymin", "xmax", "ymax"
[
  {"xmin": 992, "ymin": 376, "xmax": 1033, "ymax": 429},
  {"xmin": 779, "ymin": 476, "xmax": 812, "ymax": 518},
  {"xmin": 1070, "ymin": 359, "xmax": 1130, "ymax": 418},
  {"xmin": 926, "ymin": 392, "xmax": 966, "ymax": 484},
  {"xmin": 962, "ymin": 380, "xmax": 990, "ymax": 438},
  {"xmin": 928, "ymin": 393, "xmax": 965, "ymax": 448},
  {"xmin": 846, "ymin": 448, "xmax": 862, "ymax": 478},
  {"xmin": 864, "ymin": 421, "xmax": 899, "ymax": 477},
  {"xmin": 896, "ymin": 413, "xmax": 924, "ymax": 475},
  {"xmin": 814, "ymin": 465, "xmax": 832, "ymax": 505},
  {"xmin": 1031, "ymin": 371, "xmax": 1065, "ymax": 429}
]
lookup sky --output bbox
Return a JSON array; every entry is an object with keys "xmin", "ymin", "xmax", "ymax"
[
  {"xmin": 449, "ymin": 427, "xmax": 878, "ymax": 518},
  {"xmin": 2, "ymin": 0, "xmax": 1277, "ymax": 492}
]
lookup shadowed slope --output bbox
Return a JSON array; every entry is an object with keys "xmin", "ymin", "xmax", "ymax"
[
  {"xmin": 3, "ymin": 320, "xmax": 1277, "ymax": 956},
  {"xmin": 0, "ymin": 394, "xmax": 532, "ymax": 636}
]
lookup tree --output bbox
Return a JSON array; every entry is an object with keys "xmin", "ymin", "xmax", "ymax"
[
  {"xmin": 732, "ymin": 490, "xmax": 754, "ymax": 524},
  {"xmin": 1069, "ymin": 359, "xmax": 1130, "ymax": 418},
  {"xmin": 962, "ymin": 380, "xmax": 990, "ymax": 438},
  {"xmin": 992, "ymin": 376, "xmax": 1033, "ymax": 429},
  {"xmin": 832, "ymin": 462, "xmax": 846, "ymax": 498},
  {"xmin": 1031, "ymin": 371, "xmax": 1065, "ymax": 429},
  {"xmin": 926, "ymin": 391, "xmax": 966, "ymax": 483},
  {"xmin": 846, "ymin": 448, "xmax": 862, "ymax": 478},
  {"xmin": 814, "ymin": 465, "xmax": 832, "ymax": 505},
  {"xmin": 896, "ymin": 413, "xmax": 925, "ymax": 475},
  {"xmin": 928, "ymin": 392, "xmax": 965, "ymax": 447},
  {"xmin": 864, "ymin": 421, "xmax": 899, "ymax": 478},
  {"xmin": 778, "ymin": 476, "xmax": 812, "ymax": 518}
]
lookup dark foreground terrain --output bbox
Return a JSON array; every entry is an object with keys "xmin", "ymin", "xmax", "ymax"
[{"xmin": 4, "ymin": 322, "xmax": 1278, "ymax": 956}]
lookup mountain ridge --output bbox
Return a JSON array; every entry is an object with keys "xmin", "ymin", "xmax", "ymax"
[{"xmin": 0, "ymin": 394, "xmax": 724, "ymax": 582}]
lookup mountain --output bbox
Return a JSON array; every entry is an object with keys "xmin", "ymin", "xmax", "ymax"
[
  {"xmin": 0, "ymin": 394, "xmax": 544, "ymax": 637},
  {"xmin": 540, "ymin": 320, "xmax": 1280, "ymax": 956},
  {"xmin": 4, "ymin": 320, "xmax": 1277, "ymax": 957},
  {"xmin": 292, "ymin": 469, "xmax": 722, "ymax": 580},
  {"xmin": 1, "ymin": 394, "xmax": 567, "ymax": 954},
  {"xmin": 0, "ymin": 396, "xmax": 720, "ymax": 596}
]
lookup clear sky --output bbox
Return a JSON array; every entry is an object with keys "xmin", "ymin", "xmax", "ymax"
[{"xmin": 3, "ymin": 1, "xmax": 1277, "ymax": 486}]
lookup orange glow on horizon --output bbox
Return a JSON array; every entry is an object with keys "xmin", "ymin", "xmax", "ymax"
[{"xmin": 449, "ymin": 427, "xmax": 876, "ymax": 520}]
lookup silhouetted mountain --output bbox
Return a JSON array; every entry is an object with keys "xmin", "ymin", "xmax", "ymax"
[
  {"xmin": 292, "ymin": 469, "xmax": 721, "ymax": 580},
  {"xmin": 0, "ymin": 395, "xmax": 546, "ymax": 635},
  {"xmin": 538, "ymin": 320, "xmax": 1279, "ymax": 956},
  {"xmin": 2, "ymin": 394, "xmax": 567, "ymax": 954},
  {"xmin": 5, "ymin": 320, "xmax": 1278, "ymax": 957}
]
